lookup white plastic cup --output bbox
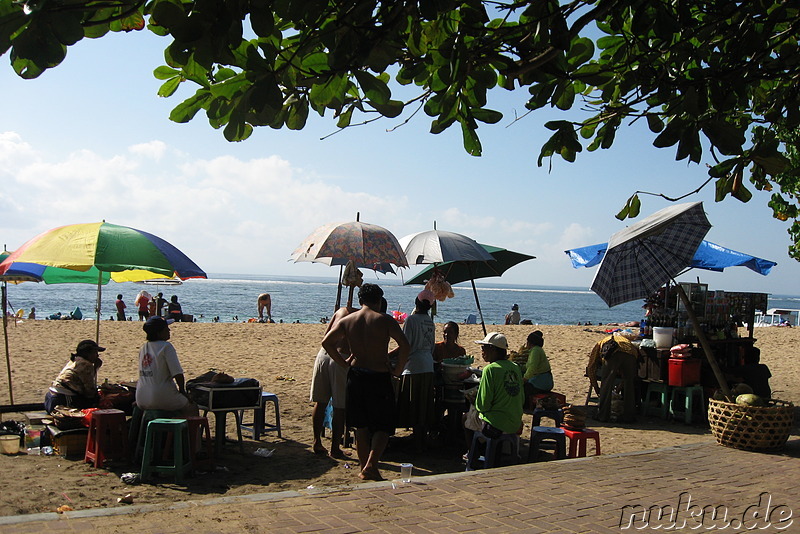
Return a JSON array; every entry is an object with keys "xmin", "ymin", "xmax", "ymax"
[{"xmin": 400, "ymin": 463, "xmax": 413, "ymax": 483}]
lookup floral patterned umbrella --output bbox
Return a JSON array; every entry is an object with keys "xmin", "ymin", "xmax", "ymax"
[{"xmin": 290, "ymin": 215, "xmax": 407, "ymax": 309}]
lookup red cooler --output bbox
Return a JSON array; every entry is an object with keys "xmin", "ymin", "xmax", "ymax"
[{"xmin": 668, "ymin": 358, "xmax": 701, "ymax": 386}]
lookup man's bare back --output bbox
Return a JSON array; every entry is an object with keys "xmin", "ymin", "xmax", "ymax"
[{"xmin": 322, "ymin": 305, "xmax": 408, "ymax": 373}]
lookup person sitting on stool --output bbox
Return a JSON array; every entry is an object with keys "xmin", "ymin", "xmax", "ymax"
[{"xmin": 588, "ymin": 334, "xmax": 639, "ymax": 423}]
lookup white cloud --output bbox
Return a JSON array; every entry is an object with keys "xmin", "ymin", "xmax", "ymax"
[{"xmin": 129, "ymin": 140, "xmax": 168, "ymax": 160}]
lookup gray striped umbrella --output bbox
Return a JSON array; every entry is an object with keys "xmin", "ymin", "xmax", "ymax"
[{"xmin": 591, "ymin": 202, "xmax": 711, "ymax": 308}]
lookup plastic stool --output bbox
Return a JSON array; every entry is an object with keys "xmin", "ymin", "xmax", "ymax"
[
  {"xmin": 669, "ymin": 385, "xmax": 705, "ymax": 424},
  {"xmin": 140, "ymin": 418, "xmax": 193, "ymax": 483},
  {"xmin": 129, "ymin": 406, "xmax": 181, "ymax": 462},
  {"xmin": 240, "ymin": 392, "xmax": 281, "ymax": 440},
  {"xmin": 465, "ymin": 430, "xmax": 520, "ymax": 471},
  {"xmin": 185, "ymin": 416, "xmax": 214, "ymax": 472},
  {"xmin": 84, "ymin": 409, "xmax": 128, "ymax": 468},
  {"xmin": 528, "ymin": 426, "xmax": 566, "ymax": 462},
  {"xmin": 562, "ymin": 427, "xmax": 601, "ymax": 458},
  {"xmin": 531, "ymin": 407, "xmax": 563, "ymax": 427},
  {"xmin": 641, "ymin": 382, "xmax": 670, "ymax": 419}
]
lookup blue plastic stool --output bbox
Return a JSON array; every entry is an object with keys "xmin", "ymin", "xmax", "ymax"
[
  {"xmin": 531, "ymin": 407, "xmax": 563, "ymax": 427},
  {"xmin": 465, "ymin": 430, "xmax": 520, "ymax": 471},
  {"xmin": 140, "ymin": 418, "xmax": 193, "ymax": 483},
  {"xmin": 641, "ymin": 382, "xmax": 670, "ymax": 419},
  {"xmin": 669, "ymin": 385, "xmax": 705, "ymax": 424},
  {"xmin": 240, "ymin": 392, "xmax": 282, "ymax": 440},
  {"xmin": 528, "ymin": 426, "xmax": 566, "ymax": 462}
]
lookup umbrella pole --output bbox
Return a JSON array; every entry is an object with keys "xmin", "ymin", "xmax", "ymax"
[
  {"xmin": 676, "ymin": 284, "xmax": 732, "ymax": 400},
  {"xmin": 469, "ymin": 277, "xmax": 487, "ymax": 336},
  {"xmin": 95, "ymin": 271, "xmax": 102, "ymax": 343},
  {"xmin": 2, "ymin": 282, "xmax": 13, "ymax": 405},
  {"xmin": 640, "ymin": 242, "xmax": 732, "ymax": 400},
  {"xmin": 335, "ymin": 265, "xmax": 344, "ymax": 312}
]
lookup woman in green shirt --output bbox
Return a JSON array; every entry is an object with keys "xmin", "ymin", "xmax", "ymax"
[{"xmin": 523, "ymin": 331, "xmax": 554, "ymax": 393}]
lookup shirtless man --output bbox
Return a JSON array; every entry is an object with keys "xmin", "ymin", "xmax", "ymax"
[
  {"xmin": 322, "ymin": 283, "xmax": 409, "ymax": 481},
  {"xmin": 257, "ymin": 293, "xmax": 272, "ymax": 321},
  {"xmin": 310, "ymin": 304, "xmax": 356, "ymax": 458}
]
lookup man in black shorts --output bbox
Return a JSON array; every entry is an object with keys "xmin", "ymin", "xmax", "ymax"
[{"xmin": 322, "ymin": 283, "xmax": 409, "ymax": 481}]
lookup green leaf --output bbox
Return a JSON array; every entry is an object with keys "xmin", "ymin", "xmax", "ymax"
[
  {"xmin": 336, "ymin": 106, "xmax": 353, "ymax": 128},
  {"xmin": 169, "ymin": 91, "xmax": 211, "ymax": 123},
  {"xmin": 471, "ymin": 108, "xmax": 502, "ymax": 124},
  {"xmin": 223, "ymin": 118, "xmax": 253, "ymax": 142},
  {"xmin": 461, "ymin": 121, "xmax": 482, "ymax": 156},
  {"xmin": 154, "ymin": 65, "xmax": 181, "ymax": 80},
  {"xmin": 645, "ymin": 114, "xmax": 664, "ymax": 133},
  {"xmin": 158, "ymin": 76, "xmax": 182, "ymax": 97},
  {"xmin": 286, "ymin": 99, "xmax": 309, "ymax": 130},
  {"xmin": 701, "ymin": 121, "xmax": 745, "ymax": 156},
  {"xmin": 151, "ymin": 0, "xmax": 186, "ymax": 28},
  {"xmin": 354, "ymin": 71, "xmax": 390, "ymax": 105},
  {"xmin": 372, "ymin": 100, "xmax": 404, "ymax": 118}
]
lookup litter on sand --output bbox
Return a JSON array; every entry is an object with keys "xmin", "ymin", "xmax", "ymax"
[{"xmin": 254, "ymin": 448, "xmax": 275, "ymax": 458}]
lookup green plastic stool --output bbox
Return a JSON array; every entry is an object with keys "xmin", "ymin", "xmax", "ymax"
[
  {"xmin": 641, "ymin": 382, "xmax": 670, "ymax": 419},
  {"xmin": 140, "ymin": 418, "xmax": 193, "ymax": 483},
  {"xmin": 669, "ymin": 385, "xmax": 705, "ymax": 424},
  {"xmin": 129, "ymin": 406, "xmax": 181, "ymax": 462}
]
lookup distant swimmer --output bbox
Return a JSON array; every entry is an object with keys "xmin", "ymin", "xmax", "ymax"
[{"xmin": 257, "ymin": 293, "xmax": 272, "ymax": 322}]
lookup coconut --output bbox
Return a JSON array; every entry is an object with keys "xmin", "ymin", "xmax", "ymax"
[{"xmin": 736, "ymin": 393, "xmax": 766, "ymax": 407}]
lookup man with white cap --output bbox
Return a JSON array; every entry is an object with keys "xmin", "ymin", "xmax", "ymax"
[{"xmin": 473, "ymin": 332, "xmax": 524, "ymax": 444}]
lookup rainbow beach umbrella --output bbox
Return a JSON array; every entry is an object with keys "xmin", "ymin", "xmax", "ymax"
[{"xmin": 0, "ymin": 222, "xmax": 206, "ymax": 341}]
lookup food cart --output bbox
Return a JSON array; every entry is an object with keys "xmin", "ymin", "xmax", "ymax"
[{"xmin": 637, "ymin": 283, "xmax": 768, "ymax": 389}]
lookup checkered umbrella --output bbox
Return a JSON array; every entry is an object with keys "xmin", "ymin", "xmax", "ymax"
[{"xmin": 591, "ymin": 202, "xmax": 712, "ymax": 308}]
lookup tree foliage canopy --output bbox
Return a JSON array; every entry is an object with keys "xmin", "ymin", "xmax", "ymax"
[{"xmin": 3, "ymin": 0, "xmax": 799, "ymax": 259}]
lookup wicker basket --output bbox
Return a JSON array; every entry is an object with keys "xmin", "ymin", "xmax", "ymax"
[{"xmin": 707, "ymin": 398, "xmax": 795, "ymax": 451}]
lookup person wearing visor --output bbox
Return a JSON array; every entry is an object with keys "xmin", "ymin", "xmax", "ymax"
[{"xmin": 473, "ymin": 332, "xmax": 524, "ymax": 440}]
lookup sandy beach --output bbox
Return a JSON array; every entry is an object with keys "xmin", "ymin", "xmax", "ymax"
[{"xmin": 0, "ymin": 320, "xmax": 797, "ymax": 516}]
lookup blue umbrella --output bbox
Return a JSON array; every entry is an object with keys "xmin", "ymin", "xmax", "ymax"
[{"xmin": 565, "ymin": 240, "xmax": 776, "ymax": 275}]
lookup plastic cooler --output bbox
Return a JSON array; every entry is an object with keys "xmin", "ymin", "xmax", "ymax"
[{"xmin": 668, "ymin": 358, "xmax": 701, "ymax": 386}]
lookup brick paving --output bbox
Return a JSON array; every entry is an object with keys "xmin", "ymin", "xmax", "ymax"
[{"xmin": 2, "ymin": 439, "xmax": 798, "ymax": 533}]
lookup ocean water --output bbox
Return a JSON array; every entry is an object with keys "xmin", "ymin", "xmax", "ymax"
[{"xmin": 4, "ymin": 273, "xmax": 799, "ymax": 326}]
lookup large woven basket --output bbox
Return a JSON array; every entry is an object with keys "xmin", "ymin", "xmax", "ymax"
[{"xmin": 707, "ymin": 398, "xmax": 795, "ymax": 451}]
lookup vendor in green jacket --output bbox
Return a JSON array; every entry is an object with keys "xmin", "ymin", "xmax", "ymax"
[{"xmin": 474, "ymin": 332, "xmax": 524, "ymax": 437}]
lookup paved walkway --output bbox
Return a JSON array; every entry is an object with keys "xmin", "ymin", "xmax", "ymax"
[{"xmin": 2, "ymin": 440, "xmax": 798, "ymax": 533}]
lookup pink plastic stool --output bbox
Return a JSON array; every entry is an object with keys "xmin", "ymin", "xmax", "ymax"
[
  {"xmin": 84, "ymin": 408, "xmax": 128, "ymax": 468},
  {"xmin": 561, "ymin": 427, "xmax": 601, "ymax": 458}
]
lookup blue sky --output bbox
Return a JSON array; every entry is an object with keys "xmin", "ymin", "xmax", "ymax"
[{"xmin": 1, "ymin": 29, "xmax": 798, "ymax": 297}]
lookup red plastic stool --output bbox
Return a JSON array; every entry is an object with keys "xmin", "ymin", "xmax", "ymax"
[
  {"xmin": 562, "ymin": 427, "xmax": 601, "ymax": 458},
  {"xmin": 186, "ymin": 416, "xmax": 214, "ymax": 472},
  {"xmin": 85, "ymin": 408, "xmax": 128, "ymax": 468}
]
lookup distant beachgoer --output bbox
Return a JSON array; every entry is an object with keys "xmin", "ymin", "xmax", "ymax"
[
  {"xmin": 134, "ymin": 290, "xmax": 151, "ymax": 321},
  {"xmin": 44, "ymin": 339, "xmax": 104, "ymax": 413},
  {"xmin": 154, "ymin": 293, "xmax": 167, "ymax": 317},
  {"xmin": 504, "ymin": 304, "xmax": 520, "ymax": 325},
  {"xmin": 115, "ymin": 294, "xmax": 126, "ymax": 322},
  {"xmin": 28, "ymin": 307, "xmax": 36, "ymax": 320},
  {"xmin": 257, "ymin": 293, "xmax": 272, "ymax": 322},
  {"xmin": 321, "ymin": 283, "xmax": 410, "ymax": 481},
  {"xmin": 167, "ymin": 295, "xmax": 183, "ymax": 322}
]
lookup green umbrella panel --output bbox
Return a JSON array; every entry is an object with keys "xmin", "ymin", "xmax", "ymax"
[{"xmin": 404, "ymin": 244, "xmax": 535, "ymax": 334}]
